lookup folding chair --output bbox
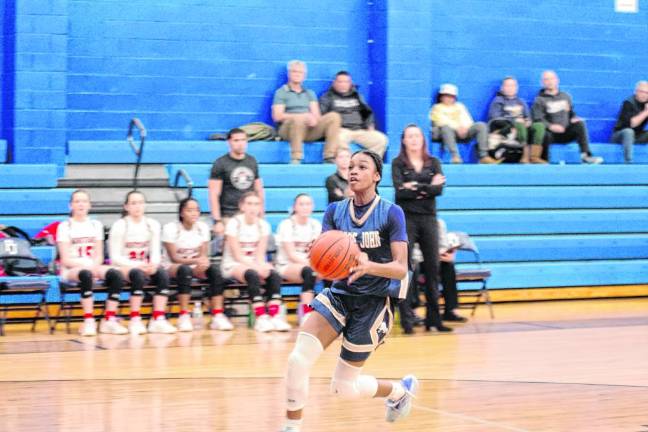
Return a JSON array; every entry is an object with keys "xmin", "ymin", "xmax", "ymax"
[
  {"xmin": 454, "ymin": 232, "xmax": 494, "ymax": 318},
  {"xmin": 0, "ymin": 276, "xmax": 52, "ymax": 335}
]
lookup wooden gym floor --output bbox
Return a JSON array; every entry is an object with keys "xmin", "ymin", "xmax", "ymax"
[{"xmin": 1, "ymin": 298, "xmax": 647, "ymax": 432}]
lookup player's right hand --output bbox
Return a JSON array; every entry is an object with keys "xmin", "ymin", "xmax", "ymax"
[{"xmin": 348, "ymin": 252, "xmax": 369, "ymax": 284}]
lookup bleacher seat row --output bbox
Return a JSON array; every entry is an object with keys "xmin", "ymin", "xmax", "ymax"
[{"xmin": 1, "ymin": 140, "xmax": 647, "ymax": 319}]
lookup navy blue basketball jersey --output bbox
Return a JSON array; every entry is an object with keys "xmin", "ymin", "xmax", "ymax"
[{"xmin": 322, "ymin": 196, "xmax": 409, "ymax": 298}]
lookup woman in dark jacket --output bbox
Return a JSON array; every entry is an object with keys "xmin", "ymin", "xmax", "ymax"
[{"xmin": 392, "ymin": 124, "xmax": 451, "ymax": 333}]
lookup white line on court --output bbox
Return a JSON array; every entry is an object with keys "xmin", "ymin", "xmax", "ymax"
[{"xmin": 414, "ymin": 404, "xmax": 533, "ymax": 432}]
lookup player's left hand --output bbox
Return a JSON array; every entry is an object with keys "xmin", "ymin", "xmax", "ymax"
[{"xmin": 348, "ymin": 252, "xmax": 370, "ymax": 284}]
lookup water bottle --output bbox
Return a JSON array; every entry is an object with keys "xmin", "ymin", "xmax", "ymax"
[{"xmin": 192, "ymin": 301, "xmax": 204, "ymax": 329}]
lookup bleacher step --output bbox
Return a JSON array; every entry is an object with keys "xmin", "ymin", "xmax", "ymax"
[
  {"xmin": 77, "ymin": 187, "xmax": 178, "ymax": 203},
  {"xmin": 64, "ymin": 164, "xmax": 169, "ymax": 180},
  {"xmin": 58, "ymin": 178, "xmax": 169, "ymax": 188},
  {"xmin": 91, "ymin": 202, "xmax": 178, "ymax": 213}
]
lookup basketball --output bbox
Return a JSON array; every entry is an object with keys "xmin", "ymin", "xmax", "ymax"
[{"xmin": 309, "ymin": 230, "xmax": 360, "ymax": 280}]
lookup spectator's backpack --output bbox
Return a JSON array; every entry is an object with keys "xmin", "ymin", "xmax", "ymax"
[
  {"xmin": 488, "ymin": 119, "xmax": 524, "ymax": 163},
  {"xmin": 0, "ymin": 229, "xmax": 48, "ymax": 276},
  {"xmin": 208, "ymin": 122, "xmax": 278, "ymax": 141},
  {"xmin": 33, "ymin": 221, "xmax": 61, "ymax": 245},
  {"xmin": 239, "ymin": 122, "xmax": 278, "ymax": 141}
]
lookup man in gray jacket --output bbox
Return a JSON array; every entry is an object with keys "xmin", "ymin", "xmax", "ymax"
[
  {"xmin": 319, "ymin": 71, "xmax": 387, "ymax": 157},
  {"xmin": 532, "ymin": 70, "xmax": 603, "ymax": 164}
]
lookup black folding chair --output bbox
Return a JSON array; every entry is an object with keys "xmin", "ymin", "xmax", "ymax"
[
  {"xmin": 0, "ymin": 276, "xmax": 52, "ymax": 335},
  {"xmin": 454, "ymin": 232, "xmax": 494, "ymax": 318}
]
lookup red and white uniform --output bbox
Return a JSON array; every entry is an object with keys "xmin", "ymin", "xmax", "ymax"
[
  {"xmin": 221, "ymin": 214, "xmax": 270, "ymax": 278},
  {"xmin": 56, "ymin": 218, "xmax": 104, "ymax": 280},
  {"xmin": 275, "ymin": 216, "xmax": 321, "ymax": 275},
  {"xmin": 108, "ymin": 216, "xmax": 161, "ymax": 267},
  {"xmin": 161, "ymin": 220, "xmax": 210, "ymax": 267}
]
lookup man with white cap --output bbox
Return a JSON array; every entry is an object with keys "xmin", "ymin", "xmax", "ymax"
[{"xmin": 429, "ymin": 83, "xmax": 495, "ymax": 164}]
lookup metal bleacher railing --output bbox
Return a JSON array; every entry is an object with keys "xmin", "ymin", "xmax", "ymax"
[{"xmin": 127, "ymin": 117, "xmax": 147, "ymax": 190}]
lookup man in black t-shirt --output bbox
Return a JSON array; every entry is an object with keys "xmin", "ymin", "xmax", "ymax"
[
  {"xmin": 612, "ymin": 81, "xmax": 648, "ymax": 164},
  {"xmin": 208, "ymin": 128, "xmax": 265, "ymax": 234}
]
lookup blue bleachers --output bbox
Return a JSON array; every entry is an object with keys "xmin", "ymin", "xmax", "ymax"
[
  {"xmin": 0, "ymin": 164, "xmax": 59, "ymax": 188},
  {"xmin": 71, "ymin": 139, "xmax": 647, "ymax": 166},
  {"xmin": 0, "ymin": 189, "xmax": 73, "ymax": 214},
  {"xmin": 190, "ymin": 185, "xmax": 648, "ymax": 213},
  {"xmin": 457, "ymin": 234, "xmax": 648, "ymax": 263},
  {"xmin": 439, "ymin": 209, "xmax": 648, "ymax": 235},
  {"xmin": 170, "ymin": 164, "xmax": 648, "ymax": 188},
  {"xmin": 1, "ymin": 161, "xmax": 646, "ymax": 298},
  {"xmin": 408, "ymin": 142, "xmax": 648, "ymax": 165},
  {"xmin": 67, "ymin": 140, "xmax": 364, "ymax": 164},
  {"xmin": 458, "ymin": 260, "xmax": 648, "ymax": 290}
]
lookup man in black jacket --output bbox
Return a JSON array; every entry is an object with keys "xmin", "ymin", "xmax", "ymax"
[
  {"xmin": 611, "ymin": 81, "xmax": 648, "ymax": 164},
  {"xmin": 320, "ymin": 71, "xmax": 388, "ymax": 157},
  {"xmin": 532, "ymin": 70, "xmax": 603, "ymax": 164}
]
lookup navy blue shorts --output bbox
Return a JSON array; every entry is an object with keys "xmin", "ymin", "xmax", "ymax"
[{"xmin": 311, "ymin": 288, "xmax": 395, "ymax": 362}]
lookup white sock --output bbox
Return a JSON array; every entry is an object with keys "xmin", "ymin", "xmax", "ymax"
[
  {"xmin": 284, "ymin": 418, "xmax": 302, "ymax": 431},
  {"xmin": 387, "ymin": 381, "xmax": 405, "ymax": 401}
]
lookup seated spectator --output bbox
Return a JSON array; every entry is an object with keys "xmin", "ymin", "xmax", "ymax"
[
  {"xmin": 488, "ymin": 77, "xmax": 547, "ymax": 164},
  {"xmin": 209, "ymin": 128, "xmax": 264, "ymax": 236},
  {"xmin": 274, "ymin": 194, "xmax": 322, "ymax": 325},
  {"xmin": 57, "ymin": 190, "xmax": 126, "ymax": 336},
  {"xmin": 437, "ymin": 219, "xmax": 467, "ymax": 322},
  {"xmin": 109, "ymin": 191, "xmax": 177, "ymax": 334},
  {"xmin": 611, "ymin": 80, "xmax": 648, "ymax": 164},
  {"xmin": 325, "ymin": 148, "xmax": 353, "ymax": 204},
  {"xmin": 162, "ymin": 197, "xmax": 232, "ymax": 332},
  {"xmin": 272, "ymin": 60, "xmax": 342, "ymax": 164},
  {"xmin": 531, "ymin": 70, "xmax": 603, "ymax": 164},
  {"xmin": 221, "ymin": 192, "xmax": 291, "ymax": 333},
  {"xmin": 319, "ymin": 71, "xmax": 388, "ymax": 157},
  {"xmin": 430, "ymin": 83, "xmax": 495, "ymax": 164}
]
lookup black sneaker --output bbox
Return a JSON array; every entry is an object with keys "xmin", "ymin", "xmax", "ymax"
[{"xmin": 443, "ymin": 313, "xmax": 468, "ymax": 323}]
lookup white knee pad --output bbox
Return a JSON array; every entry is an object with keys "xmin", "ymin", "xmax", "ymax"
[
  {"xmin": 330, "ymin": 359, "xmax": 378, "ymax": 400},
  {"xmin": 286, "ymin": 332, "xmax": 324, "ymax": 411}
]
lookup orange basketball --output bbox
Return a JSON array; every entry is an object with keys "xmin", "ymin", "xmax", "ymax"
[{"xmin": 309, "ymin": 230, "xmax": 360, "ymax": 280}]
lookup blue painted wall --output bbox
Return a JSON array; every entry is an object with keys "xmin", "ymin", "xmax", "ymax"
[
  {"xmin": 427, "ymin": 0, "xmax": 647, "ymax": 142},
  {"xmin": 2, "ymin": 0, "xmax": 647, "ymax": 164},
  {"xmin": 66, "ymin": 0, "xmax": 370, "ymax": 140}
]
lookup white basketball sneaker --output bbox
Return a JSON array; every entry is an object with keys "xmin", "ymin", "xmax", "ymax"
[
  {"xmin": 128, "ymin": 316, "xmax": 147, "ymax": 335},
  {"xmin": 254, "ymin": 314, "xmax": 274, "ymax": 333},
  {"xmin": 99, "ymin": 318, "xmax": 128, "ymax": 335},
  {"xmin": 385, "ymin": 374, "xmax": 419, "ymax": 423},
  {"xmin": 79, "ymin": 318, "xmax": 97, "ymax": 336},
  {"xmin": 270, "ymin": 315, "xmax": 291, "ymax": 332},
  {"xmin": 148, "ymin": 317, "xmax": 177, "ymax": 334},
  {"xmin": 177, "ymin": 314, "xmax": 193, "ymax": 332},
  {"xmin": 210, "ymin": 313, "xmax": 234, "ymax": 331}
]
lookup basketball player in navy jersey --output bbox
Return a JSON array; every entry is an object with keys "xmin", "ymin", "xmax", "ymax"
[{"xmin": 281, "ymin": 150, "xmax": 418, "ymax": 432}]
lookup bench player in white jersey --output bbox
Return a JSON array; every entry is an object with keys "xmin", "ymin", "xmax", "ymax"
[
  {"xmin": 109, "ymin": 191, "xmax": 176, "ymax": 334},
  {"xmin": 222, "ymin": 191, "xmax": 290, "ymax": 332},
  {"xmin": 275, "ymin": 193, "xmax": 321, "ymax": 324},
  {"xmin": 162, "ymin": 197, "xmax": 232, "ymax": 332},
  {"xmin": 56, "ymin": 190, "xmax": 126, "ymax": 336}
]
